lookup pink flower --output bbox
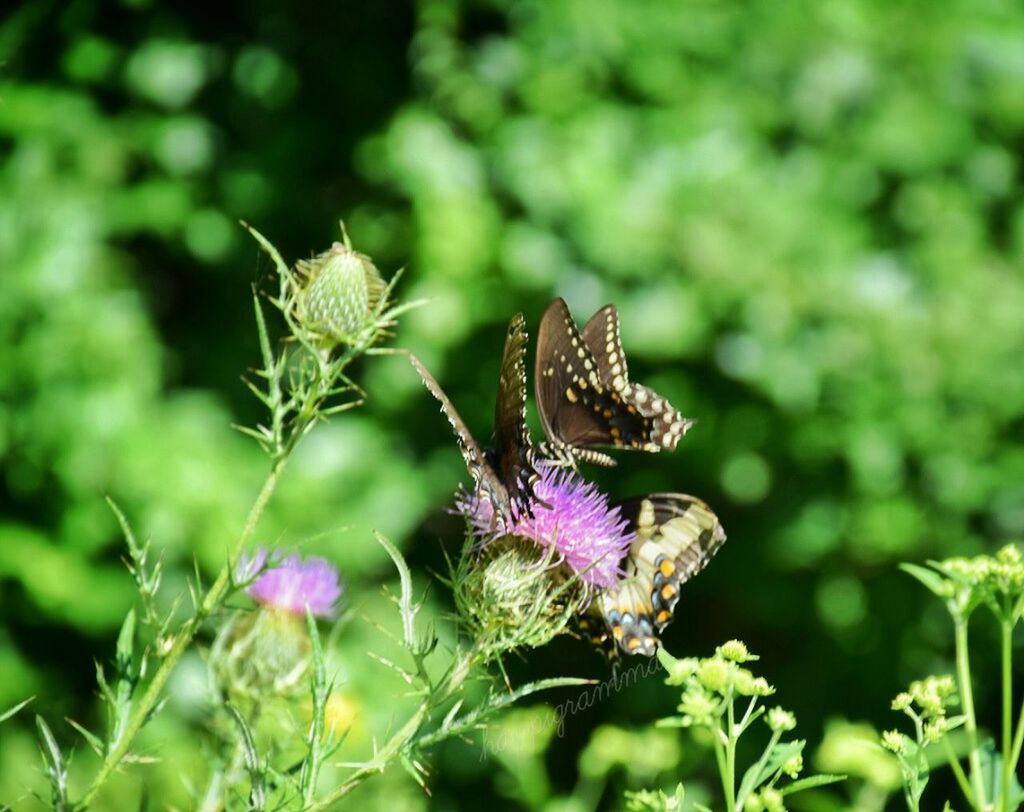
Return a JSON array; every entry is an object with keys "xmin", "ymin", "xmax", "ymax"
[
  {"xmin": 457, "ymin": 466, "xmax": 633, "ymax": 587},
  {"xmin": 241, "ymin": 550, "xmax": 342, "ymax": 618}
]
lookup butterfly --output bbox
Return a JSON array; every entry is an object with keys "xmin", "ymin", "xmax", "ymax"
[
  {"xmin": 409, "ymin": 313, "xmax": 540, "ymax": 528},
  {"xmin": 534, "ymin": 298, "xmax": 694, "ymax": 468},
  {"xmin": 580, "ymin": 493, "xmax": 726, "ymax": 657}
]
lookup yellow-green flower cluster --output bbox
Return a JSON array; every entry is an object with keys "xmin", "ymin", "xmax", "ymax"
[
  {"xmin": 941, "ymin": 544, "xmax": 1024, "ymax": 601},
  {"xmin": 661, "ymin": 641, "xmax": 774, "ymax": 728},
  {"xmin": 883, "ymin": 674, "xmax": 958, "ymax": 751}
]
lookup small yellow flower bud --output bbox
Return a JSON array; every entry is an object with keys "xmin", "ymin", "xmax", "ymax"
[
  {"xmin": 719, "ymin": 640, "xmax": 755, "ymax": 662},
  {"xmin": 767, "ymin": 706, "xmax": 797, "ymax": 732},
  {"xmin": 738, "ymin": 676, "xmax": 774, "ymax": 697},
  {"xmin": 760, "ymin": 787, "xmax": 785, "ymax": 812},
  {"xmin": 698, "ymin": 658, "xmax": 732, "ymax": 693},
  {"xmin": 743, "ymin": 794, "xmax": 765, "ymax": 812},
  {"xmin": 891, "ymin": 692, "xmax": 912, "ymax": 711},
  {"xmin": 881, "ymin": 729, "xmax": 907, "ymax": 754},
  {"xmin": 782, "ymin": 754, "xmax": 803, "ymax": 778}
]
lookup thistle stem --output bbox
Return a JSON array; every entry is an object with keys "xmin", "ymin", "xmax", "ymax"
[
  {"xmin": 75, "ymin": 461, "xmax": 286, "ymax": 811},
  {"xmin": 307, "ymin": 704, "xmax": 430, "ymax": 811},
  {"xmin": 954, "ymin": 614, "xmax": 988, "ymax": 810}
]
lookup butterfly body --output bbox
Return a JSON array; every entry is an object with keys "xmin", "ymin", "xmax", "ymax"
[
  {"xmin": 535, "ymin": 298, "xmax": 693, "ymax": 468},
  {"xmin": 584, "ymin": 493, "xmax": 726, "ymax": 657},
  {"xmin": 410, "ymin": 313, "xmax": 539, "ymax": 527}
]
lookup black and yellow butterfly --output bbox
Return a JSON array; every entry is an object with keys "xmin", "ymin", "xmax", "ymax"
[
  {"xmin": 535, "ymin": 298, "xmax": 693, "ymax": 467},
  {"xmin": 410, "ymin": 313, "xmax": 539, "ymax": 527},
  {"xmin": 581, "ymin": 493, "xmax": 726, "ymax": 657}
]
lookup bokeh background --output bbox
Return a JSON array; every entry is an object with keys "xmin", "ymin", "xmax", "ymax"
[{"xmin": 3, "ymin": 0, "xmax": 1024, "ymax": 809}]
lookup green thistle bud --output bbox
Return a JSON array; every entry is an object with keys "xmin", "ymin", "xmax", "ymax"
[
  {"xmin": 766, "ymin": 706, "xmax": 797, "ymax": 732},
  {"xmin": 210, "ymin": 608, "xmax": 312, "ymax": 700},
  {"xmin": 452, "ymin": 535, "xmax": 583, "ymax": 652},
  {"xmin": 293, "ymin": 239, "xmax": 386, "ymax": 347}
]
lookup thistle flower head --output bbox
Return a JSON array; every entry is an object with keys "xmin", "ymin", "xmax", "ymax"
[
  {"xmin": 212, "ymin": 550, "xmax": 342, "ymax": 700},
  {"xmin": 292, "ymin": 236, "xmax": 386, "ymax": 348},
  {"xmin": 457, "ymin": 465, "xmax": 633, "ymax": 587},
  {"xmin": 242, "ymin": 549, "xmax": 342, "ymax": 619}
]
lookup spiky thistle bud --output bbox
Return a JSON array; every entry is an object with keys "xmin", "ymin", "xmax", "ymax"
[
  {"xmin": 452, "ymin": 534, "xmax": 585, "ymax": 654},
  {"xmin": 292, "ymin": 238, "xmax": 386, "ymax": 348}
]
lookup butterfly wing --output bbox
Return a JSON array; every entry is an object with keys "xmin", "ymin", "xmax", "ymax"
[
  {"xmin": 535, "ymin": 298, "xmax": 658, "ymax": 462},
  {"xmin": 492, "ymin": 313, "xmax": 540, "ymax": 519},
  {"xmin": 592, "ymin": 493, "xmax": 726, "ymax": 657},
  {"xmin": 409, "ymin": 353, "xmax": 512, "ymax": 522},
  {"xmin": 581, "ymin": 304, "xmax": 630, "ymax": 385},
  {"xmin": 581, "ymin": 304, "xmax": 693, "ymax": 452}
]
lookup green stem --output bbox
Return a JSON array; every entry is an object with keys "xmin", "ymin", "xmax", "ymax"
[
  {"xmin": 74, "ymin": 462, "xmax": 286, "ymax": 811},
  {"xmin": 1011, "ymin": 696, "xmax": 1024, "ymax": 775},
  {"xmin": 955, "ymin": 614, "xmax": 988, "ymax": 811},
  {"xmin": 306, "ymin": 703, "xmax": 429, "ymax": 811},
  {"xmin": 943, "ymin": 735, "xmax": 977, "ymax": 810},
  {"xmin": 736, "ymin": 728, "xmax": 781, "ymax": 808},
  {"xmin": 712, "ymin": 722, "xmax": 730, "ymax": 812},
  {"xmin": 725, "ymin": 697, "xmax": 737, "ymax": 812},
  {"xmin": 1002, "ymin": 617, "xmax": 1013, "ymax": 812}
]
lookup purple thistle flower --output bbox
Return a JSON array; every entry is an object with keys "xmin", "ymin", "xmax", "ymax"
[
  {"xmin": 242, "ymin": 549, "xmax": 342, "ymax": 619},
  {"xmin": 457, "ymin": 466, "xmax": 634, "ymax": 588}
]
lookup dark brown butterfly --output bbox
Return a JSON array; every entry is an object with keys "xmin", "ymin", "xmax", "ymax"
[
  {"xmin": 410, "ymin": 313, "xmax": 539, "ymax": 527},
  {"xmin": 535, "ymin": 298, "xmax": 693, "ymax": 467},
  {"xmin": 580, "ymin": 493, "xmax": 726, "ymax": 657}
]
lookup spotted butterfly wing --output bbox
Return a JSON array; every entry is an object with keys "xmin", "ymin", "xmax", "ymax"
[
  {"xmin": 535, "ymin": 298, "xmax": 691, "ymax": 467},
  {"xmin": 490, "ymin": 312, "xmax": 538, "ymax": 519},
  {"xmin": 410, "ymin": 313, "xmax": 538, "ymax": 525},
  {"xmin": 580, "ymin": 304, "xmax": 693, "ymax": 452},
  {"xmin": 581, "ymin": 493, "xmax": 725, "ymax": 657}
]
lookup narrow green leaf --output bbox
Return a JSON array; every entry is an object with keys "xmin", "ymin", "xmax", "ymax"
[
  {"xmin": 242, "ymin": 221, "xmax": 291, "ymax": 278},
  {"xmin": 375, "ymin": 532, "xmax": 415, "ymax": 649},
  {"xmin": 35, "ymin": 716, "xmax": 68, "ymax": 808},
  {"xmin": 65, "ymin": 718, "xmax": 104, "ymax": 756},
  {"xmin": 251, "ymin": 289, "xmax": 276, "ymax": 379},
  {"xmin": 227, "ymin": 703, "xmax": 266, "ymax": 811},
  {"xmin": 780, "ymin": 774, "xmax": 847, "ymax": 795},
  {"xmin": 0, "ymin": 696, "xmax": 33, "ymax": 725},
  {"xmin": 900, "ymin": 563, "xmax": 952, "ymax": 598},
  {"xmin": 116, "ymin": 608, "xmax": 136, "ymax": 668},
  {"xmin": 106, "ymin": 497, "xmax": 142, "ymax": 561},
  {"xmin": 740, "ymin": 739, "xmax": 806, "ymax": 796}
]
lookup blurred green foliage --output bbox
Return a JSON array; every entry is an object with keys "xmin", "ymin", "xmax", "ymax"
[{"xmin": 3, "ymin": 0, "xmax": 1024, "ymax": 808}]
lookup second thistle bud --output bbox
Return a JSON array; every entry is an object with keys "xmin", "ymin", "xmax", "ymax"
[{"xmin": 293, "ymin": 238, "xmax": 385, "ymax": 347}]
